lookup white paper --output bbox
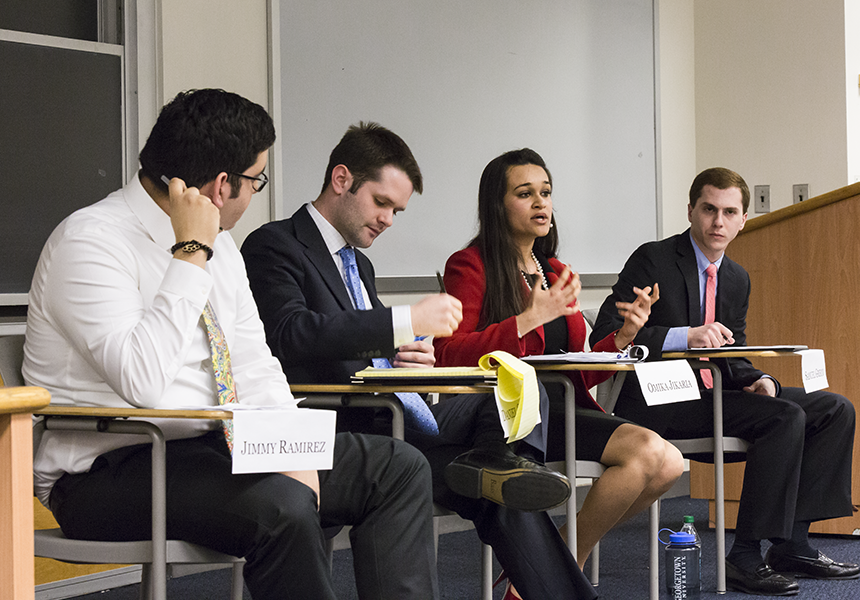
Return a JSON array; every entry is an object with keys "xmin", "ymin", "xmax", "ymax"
[
  {"xmin": 797, "ymin": 349, "xmax": 828, "ymax": 393},
  {"xmin": 232, "ymin": 408, "xmax": 336, "ymax": 474},
  {"xmin": 634, "ymin": 360, "xmax": 701, "ymax": 406}
]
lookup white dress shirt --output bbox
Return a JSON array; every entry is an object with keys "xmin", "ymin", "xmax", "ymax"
[
  {"xmin": 25, "ymin": 174, "xmax": 296, "ymax": 505},
  {"xmin": 305, "ymin": 202, "xmax": 415, "ymax": 349}
]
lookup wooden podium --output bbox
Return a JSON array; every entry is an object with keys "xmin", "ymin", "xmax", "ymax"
[{"xmin": 690, "ymin": 181, "xmax": 860, "ymax": 535}]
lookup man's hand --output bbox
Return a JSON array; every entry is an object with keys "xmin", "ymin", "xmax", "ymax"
[
  {"xmin": 687, "ymin": 322, "xmax": 735, "ymax": 348},
  {"xmin": 411, "ymin": 294, "xmax": 463, "ymax": 338},
  {"xmin": 166, "ymin": 177, "xmax": 220, "ymax": 253},
  {"xmin": 613, "ymin": 284, "xmax": 659, "ymax": 349},
  {"xmin": 516, "ymin": 266, "xmax": 581, "ymax": 336},
  {"xmin": 744, "ymin": 377, "xmax": 777, "ymax": 397},
  {"xmin": 393, "ymin": 339, "xmax": 436, "ymax": 368},
  {"xmin": 282, "ymin": 470, "xmax": 320, "ymax": 509}
]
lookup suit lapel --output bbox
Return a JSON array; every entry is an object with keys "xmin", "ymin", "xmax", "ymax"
[
  {"xmin": 292, "ymin": 206, "xmax": 356, "ymax": 311},
  {"xmin": 675, "ymin": 232, "xmax": 702, "ymax": 326},
  {"xmin": 715, "ymin": 257, "xmax": 740, "ymax": 323}
]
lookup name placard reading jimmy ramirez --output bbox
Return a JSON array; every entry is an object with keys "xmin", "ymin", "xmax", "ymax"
[
  {"xmin": 232, "ymin": 407, "xmax": 336, "ymax": 474},
  {"xmin": 634, "ymin": 360, "xmax": 700, "ymax": 406}
]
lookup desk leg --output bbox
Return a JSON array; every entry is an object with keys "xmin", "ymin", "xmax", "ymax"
[
  {"xmin": 710, "ymin": 365, "xmax": 726, "ymax": 594},
  {"xmin": 0, "ymin": 412, "xmax": 36, "ymax": 600},
  {"xmin": 535, "ymin": 373, "xmax": 578, "ymax": 555},
  {"xmin": 693, "ymin": 363, "xmax": 726, "ymax": 594}
]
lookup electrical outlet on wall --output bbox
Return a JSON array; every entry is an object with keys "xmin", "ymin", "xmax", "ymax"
[
  {"xmin": 754, "ymin": 185, "xmax": 770, "ymax": 213},
  {"xmin": 793, "ymin": 184, "xmax": 809, "ymax": 204}
]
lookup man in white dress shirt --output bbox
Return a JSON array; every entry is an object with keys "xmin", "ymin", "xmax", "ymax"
[{"xmin": 24, "ymin": 89, "xmax": 439, "ymax": 600}]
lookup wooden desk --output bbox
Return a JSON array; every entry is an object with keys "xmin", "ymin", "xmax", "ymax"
[
  {"xmin": 533, "ymin": 359, "xmax": 720, "ymax": 596},
  {"xmin": 530, "ymin": 363, "xmax": 635, "ymax": 539},
  {"xmin": 290, "ymin": 383, "xmax": 496, "ymax": 441},
  {"xmin": 1, "ymin": 386, "xmax": 51, "ymax": 600},
  {"xmin": 33, "ymin": 405, "xmax": 236, "ymax": 600},
  {"xmin": 664, "ymin": 348, "xmax": 829, "ymax": 538}
]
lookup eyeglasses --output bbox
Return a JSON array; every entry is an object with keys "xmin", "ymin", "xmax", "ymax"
[{"xmin": 230, "ymin": 171, "xmax": 268, "ymax": 193}]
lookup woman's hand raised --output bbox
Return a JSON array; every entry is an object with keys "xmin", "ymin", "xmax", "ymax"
[
  {"xmin": 613, "ymin": 283, "xmax": 659, "ymax": 349},
  {"xmin": 515, "ymin": 265, "xmax": 581, "ymax": 337}
]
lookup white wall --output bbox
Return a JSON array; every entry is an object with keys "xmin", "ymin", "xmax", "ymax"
[
  {"xmin": 156, "ymin": 0, "xmax": 855, "ymax": 259},
  {"xmin": 694, "ymin": 0, "xmax": 849, "ymax": 214}
]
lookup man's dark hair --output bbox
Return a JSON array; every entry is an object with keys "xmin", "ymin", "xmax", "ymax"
[
  {"xmin": 321, "ymin": 121, "xmax": 422, "ymax": 195},
  {"xmin": 139, "ymin": 89, "xmax": 276, "ymax": 194},
  {"xmin": 689, "ymin": 167, "xmax": 750, "ymax": 213}
]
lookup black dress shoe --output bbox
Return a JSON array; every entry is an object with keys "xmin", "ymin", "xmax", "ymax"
[
  {"xmin": 765, "ymin": 548, "xmax": 860, "ymax": 580},
  {"xmin": 725, "ymin": 559, "xmax": 799, "ymax": 596},
  {"xmin": 443, "ymin": 446, "xmax": 571, "ymax": 512}
]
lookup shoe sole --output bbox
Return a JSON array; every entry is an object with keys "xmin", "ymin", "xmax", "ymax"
[
  {"xmin": 774, "ymin": 570, "xmax": 860, "ymax": 581},
  {"xmin": 726, "ymin": 580, "xmax": 799, "ymax": 596},
  {"xmin": 445, "ymin": 463, "xmax": 571, "ymax": 512}
]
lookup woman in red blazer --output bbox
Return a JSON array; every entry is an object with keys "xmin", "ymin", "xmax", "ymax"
[{"xmin": 434, "ymin": 149, "xmax": 683, "ymax": 595}]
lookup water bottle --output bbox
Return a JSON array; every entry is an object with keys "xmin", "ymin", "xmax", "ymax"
[
  {"xmin": 681, "ymin": 515, "xmax": 702, "ymax": 577},
  {"xmin": 681, "ymin": 515, "xmax": 701, "ymax": 545},
  {"xmin": 664, "ymin": 531, "xmax": 701, "ymax": 598}
]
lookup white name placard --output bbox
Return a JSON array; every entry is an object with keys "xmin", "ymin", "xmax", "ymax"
[
  {"xmin": 797, "ymin": 349, "xmax": 828, "ymax": 393},
  {"xmin": 634, "ymin": 360, "xmax": 700, "ymax": 406},
  {"xmin": 231, "ymin": 407, "xmax": 336, "ymax": 474}
]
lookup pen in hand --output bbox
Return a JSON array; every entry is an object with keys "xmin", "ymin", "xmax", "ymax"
[{"xmin": 436, "ymin": 271, "xmax": 446, "ymax": 294}]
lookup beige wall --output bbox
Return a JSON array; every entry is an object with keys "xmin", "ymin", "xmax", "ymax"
[
  {"xmin": 694, "ymin": 0, "xmax": 850, "ymax": 215},
  {"xmin": 160, "ymin": 0, "xmax": 271, "ymax": 247},
  {"xmin": 847, "ymin": 1, "xmax": 860, "ymax": 185},
  {"xmin": 656, "ymin": 0, "xmax": 698, "ymax": 236}
]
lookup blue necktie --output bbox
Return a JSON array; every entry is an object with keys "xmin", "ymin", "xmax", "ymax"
[{"xmin": 337, "ymin": 246, "xmax": 439, "ymax": 435}]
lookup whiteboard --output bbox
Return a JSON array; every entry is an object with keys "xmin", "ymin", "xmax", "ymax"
[{"xmin": 278, "ymin": 0, "xmax": 656, "ymax": 276}]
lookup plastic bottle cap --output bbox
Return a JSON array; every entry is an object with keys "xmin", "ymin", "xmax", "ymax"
[
  {"xmin": 668, "ymin": 532, "xmax": 697, "ymax": 545},
  {"xmin": 683, "ymin": 515, "xmax": 695, "ymax": 523}
]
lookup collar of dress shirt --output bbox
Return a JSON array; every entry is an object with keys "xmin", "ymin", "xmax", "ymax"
[
  {"xmin": 306, "ymin": 202, "xmax": 350, "ymax": 258},
  {"xmin": 126, "ymin": 171, "xmax": 183, "ymax": 251},
  {"xmin": 690, "ymin": 230, "xmax": 724, "ymax": 277}
]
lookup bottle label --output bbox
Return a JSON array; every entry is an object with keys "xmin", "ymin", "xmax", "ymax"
[{"xmin": 673, "ymin": 556, "xmax": 687, "ymax": 598}]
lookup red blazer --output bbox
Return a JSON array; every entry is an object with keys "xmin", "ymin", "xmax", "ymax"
[{"xmin": 434, "ymin": 246, "xmax": 620, "ymax": 412}]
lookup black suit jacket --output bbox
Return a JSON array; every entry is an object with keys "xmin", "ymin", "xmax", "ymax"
[
  {"xmin": 590, "ymin": 229, "xmax": 770, "ymax": 396},
  {"xmin": 241, "ymin": 205, "xmax": 396, "ymax": 384}
]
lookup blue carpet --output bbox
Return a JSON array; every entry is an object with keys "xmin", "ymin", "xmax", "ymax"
[{"xmin": 69, "ymin": 495, "xmax": 860, "ymax": 599}]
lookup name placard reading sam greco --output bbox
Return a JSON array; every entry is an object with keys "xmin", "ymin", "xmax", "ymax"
[{"xmin": 231, "ymin": 407, "xmax": 336, "ymax": 474}]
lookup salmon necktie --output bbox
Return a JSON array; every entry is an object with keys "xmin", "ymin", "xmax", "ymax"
[{"xmin": 700, "ymin": 263, "xmax": 718, "ymax": 389}]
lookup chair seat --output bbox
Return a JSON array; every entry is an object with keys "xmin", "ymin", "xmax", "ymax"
[{"xmin": 35, "ymin": 528, "xmax": 243, "ymax": 566}]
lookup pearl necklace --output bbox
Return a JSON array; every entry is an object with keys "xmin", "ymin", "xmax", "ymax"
[{"xmin": 521, "ymin": 251, "xmax": 548, "ymax": 290}]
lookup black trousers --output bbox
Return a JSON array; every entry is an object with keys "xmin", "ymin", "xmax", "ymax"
[
  {"xmin": 616, "ymin": 386, "xmax": 855, "ymax": 541},
  {"xmin": 50, "ymin": 431, "xmax": 438, "ymax": 600},
  {"xmin": 406, "ymin": 390, "xmax": 597, "ymax": 600}
]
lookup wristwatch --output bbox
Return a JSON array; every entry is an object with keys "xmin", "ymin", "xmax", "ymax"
[{"xmin": 170, "ymin": 240, "xmax": 213, "ymax": 261}]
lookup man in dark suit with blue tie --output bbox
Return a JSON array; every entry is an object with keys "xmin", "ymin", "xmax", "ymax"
[
  {"xmin": 591, "ymin": 167, "xmax": 858, "ymax": 596},
  {"xmin": 242, "ymin": 122, "xmax": 599, "ymax": 599}
]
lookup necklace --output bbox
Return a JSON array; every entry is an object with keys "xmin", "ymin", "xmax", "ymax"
[{"xmin": 521, "ymin": 251, "xmax": 548, "ymax": 290}]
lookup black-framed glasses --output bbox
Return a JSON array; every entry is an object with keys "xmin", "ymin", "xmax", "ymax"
[{"xmin": 230, "ymin": 171, "xmax": 268, "ymax": 193}]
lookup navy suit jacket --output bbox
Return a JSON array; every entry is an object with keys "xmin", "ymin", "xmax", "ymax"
[
  {"xmin": 590, "ymin": 229, "xmax": 769, "ymax": 399},
  {"xmin": 241, "ymin": 205, "xmax": 396, "ymax": 384}
]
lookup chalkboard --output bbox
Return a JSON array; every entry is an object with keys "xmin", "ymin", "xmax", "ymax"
[
  {"xmin": 0, "ymin": 39, "xmax": 123, "ymax": 301},
  {"xmin": 278, "ymin": 0, "xmax": 657, "ymax": 277}
]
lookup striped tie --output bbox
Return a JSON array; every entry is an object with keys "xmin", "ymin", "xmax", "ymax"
[{"xmin": 337, "ymin": 246, "xmax": 439, "ymax": 435}]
